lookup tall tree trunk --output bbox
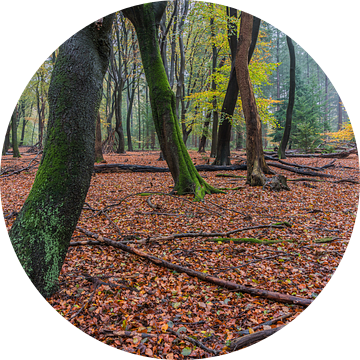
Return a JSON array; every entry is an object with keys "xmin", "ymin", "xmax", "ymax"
[
  {"xmin": 95, "ymin": 112, "xmax": 105, "ymax": 163},
  {"xmin": 9, "ymin": 14, "xmax": 114, "ymax": 298},
  {"xmin": 2, "ymin": 122, "xmax": 11, "ymax": 155},
  {"xmin": 235, "ymin": 12, "xmax": 271, "ymax": 186},
  {"xmin": 114, "ymin": 83, "xmax": 125, "ymax": 153},
  {"xmin": 324, "ymin": 74, "xmax": 328, "ymax": 131},
  {"xmin": 11, "ymin": 105, "xmax": 21, "ymax": 158},
  {"xmin": 210, "ymin": 14, "xmax": 218, "ymax": 158},
  {"xmin": 338, "ymin": 95, "xmax": 342, "ymax": 130},
  {"xmin": 123, "ymin": 2, "xmax": 220, "ymax": 200},
  {"xmin": 214, "ymin": 12, "xmax": 260, "ymax": 165},
  {"xmin": 278, "ymin": 36, "xmax": 296, "ymax": 159}
]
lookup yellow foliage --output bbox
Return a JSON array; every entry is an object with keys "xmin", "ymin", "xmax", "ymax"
[{"xmin": 326, "ymin": 123, "xmax": 355, "ymax": 142}]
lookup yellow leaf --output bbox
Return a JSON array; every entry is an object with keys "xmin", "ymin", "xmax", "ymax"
[
  {"xmin": 248, "ymin": 328, "xmax": 254, "ymax": 334},
  {"xmin": 161, "ymin": 323, "xmax": 168, "ymax": 333}
]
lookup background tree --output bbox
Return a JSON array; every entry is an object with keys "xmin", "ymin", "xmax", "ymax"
[
  {"xmin": 278, "ymin": 36, "xmax": 295, "ymax": 159},
  {"xmin": 9, "ymin": 14, "xmax": 115, "ymax": 298},
  {"xmin": 123, "ymin": 2, "xmax": 221, "ymax": 200},
  {"xmin": 95, "ymin": 112, "xmax": 105, "ymax": 163},
  {"xmin": 11, "ymin": 105, "xmax": 21, "ymax": 158},
  {"xmin": 236, "ymin": 11, "xmax": 271, "ymax": 185}
]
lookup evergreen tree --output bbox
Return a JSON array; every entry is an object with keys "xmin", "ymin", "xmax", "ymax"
[{"xmin": 272, "ymin": 68, "xmax": 322, "ymax": 152}]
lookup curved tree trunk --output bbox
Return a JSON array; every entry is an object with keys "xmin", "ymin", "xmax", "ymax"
[
  {"xmin": 278, "ymin": 36, "xmax": 296, "ymax": 159},
  {"xmin": 123, "ymin": 2, "xmax": 220, "ymax": 200},
  {"xmin": 9, "ymin": 14, "xmax": 114, "ymax": 298},
  {"xmin": 235, "ymin": 12, "xmax": 271, "ymax": 186},
  {"xmin": 214, "ymin": 12, "xmax": 261, "ymax": 165}
]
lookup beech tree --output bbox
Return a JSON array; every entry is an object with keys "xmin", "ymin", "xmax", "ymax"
[
  {"xmin": 236, "ymin": 11, "xmax": 272, "ymax": 185},
  {"xmin": 214, "ymin": 11, "xmax": 261, "ymax": 165},
  {"xmin": 9, "ymin": 14, "xmax": 115, "ymax": 297},
  {"xmin": 122, "ymin": 2, "xmax": 220, "ymax": 200}
]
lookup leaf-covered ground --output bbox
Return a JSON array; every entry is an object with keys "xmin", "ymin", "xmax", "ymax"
[{"xmin": 1, "ymin": 150, "xmax": 359, "ymax": 358}]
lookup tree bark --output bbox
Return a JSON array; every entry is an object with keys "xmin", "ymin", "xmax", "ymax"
[
  {"xmin": 235, "ymin": 12, "xmax": 271, "ymax": 186},
  {"xmin": 11, "ymin": 105, "xmax": 21, "ymax": 158},
  {"xmin": 278, "ymin": 36, "xmax": 296, "ymax": 159},
  {"xmin": 9, "ymin": 14, "xmax": 114, "ymax": 298},
  {"xmin": 214, "ymin": 12, "xmax": 261, "ymax": 165},
  {"xmin": 123, "ymin": 2, "xmax": 220, "ymax": 200}
]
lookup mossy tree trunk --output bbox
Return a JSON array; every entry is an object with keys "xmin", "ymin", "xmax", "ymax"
[
  {"xmin": 235, "ymin": 12, "xmax": 272, "ymax": 186},
  {"xmin": 123, "ymin": 2, "xmax": 220, "ymax": 200},
  {"xmin": 2, "ymin": 122, "xmax": 11, "ymax": 155},
  {"xmin": 9, "ymin": 14, "xmax": 114, "ymax": 298}
]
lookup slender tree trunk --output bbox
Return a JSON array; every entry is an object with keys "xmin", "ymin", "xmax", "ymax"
[
  {"xmin": 2, "ymin": 122, "xmax": 11, "ymax": 155},
  {"xmin": 235, "ymin": 12, "xmax": 271, "ymax": 186},
  {"xmin": 95, "ymin": 112, "xmax": 105, "ymax": 163},
  {"xmin": 123, "ymin": 2, "xmax": 221, "ymax": 200},
  {"xmin": 114, "ymin": 83, "xmax": 125, "ymax": 153},
  {"xmin": 278, "ymin": 36, "xmax": 296, "ymax": 159},
  {"xmin": 324, "ymin": 74, "xmax": 328, "ymax": 131},
  {"xmin": 9, "ymin": 14, "xmax": 114, "ymax": 297},
  {"xmin": 198, "ymin": 111, "xmax": 211, "ymax": 153},
  {"xmin": 338, "ymin": 95, "xmax": 342, "ymax": 130},
  {"xmin": 19, "ymin": 100, "xmax": 27, "ymax": 146},
  {"xmin": 11, "ymin": 106, "xmax": 21, "ymax": 157}
]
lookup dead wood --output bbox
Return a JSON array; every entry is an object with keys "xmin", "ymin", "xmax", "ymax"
[
  {"xmin": 236, "ymin": 313, "xmax": 291, "ymax": 335},
  {"xmin": 93, "ymin": 163, "xmax": 247, "ymax": 173},
  {"xmin": 167, "ymin": 328, "xmax": 218, "ymax": 356},
  {"xmin": 0, "ymin": 150, "xmax": 42, "ymax": 178},
  {"xmin": 263, "ymin": 174, "xmax": 290, "ymax": 191},
  {"xmin": 284, "ymin": 147, "xmax": 357, "ymax": 158},
  {"xmin": 230, "ymin": 325, "xmax": 285, "ymax": 350},
  {"xmin": 267, "ymin": 162, "xmax": 335, "ymax": 178},
  {"xmin": 74, "ymin": 227, "xmax": 312, "ymax": 307},
  {"xmin": 277, "ymin": 159, "xmax": 324, "ymax": 171},
  {"xmin": 101, "ymin": 329, "xmax": 157, "ymax": 338}
]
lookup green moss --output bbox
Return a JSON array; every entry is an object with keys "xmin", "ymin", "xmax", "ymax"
[{"xmin": 128, "ymin": 3, "xmax": 222, "ymax": 202}]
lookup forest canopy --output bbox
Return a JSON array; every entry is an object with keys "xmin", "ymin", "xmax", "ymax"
[{"xmin": 5, "ymin": 0, "xmax": 352, "ymax": 157}]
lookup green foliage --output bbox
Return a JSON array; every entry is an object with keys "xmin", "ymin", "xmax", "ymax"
[
  {"xmin": 293, "ymin": 123, "xmax": 322, "ymax": 153},
  {"xmin": 271, "ymin": 69, "xmax": 322, "ymax": 151}
]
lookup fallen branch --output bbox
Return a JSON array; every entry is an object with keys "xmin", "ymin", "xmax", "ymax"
[
  {"xmin": 230, "ymin": 325, "xmax": 285, "ymax": 350},
  {"xmin": 267, "ymin": 162, "xmax": 335, "ymax": 178},
  {"xmin": 101, "ymin": 329, "xmax": 157, "ymax": 339},
  {"xmin": 74, "ymin": 227, "xmax": 312, "ymax": 307},
  {"xmin": 168, "ymin": 328, "xmax": 218, "ymax": 356},
  {"xmin": 207, "ymin": 237, "xmax": 294, "ymax": 245},
  {"xmin": 215, "ymin": 173, "xmax": 246, "ymax": 178},
  {"xmin": 284, "ymin": 148, "xmax": 357, "ymax": 158},
  {"xmin": 0, "ymin": 150, "xmax": 42, "ymax": 178},
  {"xmin": 236, "ymin": 313, "xmax": 291, "ymax": 335},
  {"xmin": 94, "ymin": 163, "xmax": 247, "ymax": 173}
]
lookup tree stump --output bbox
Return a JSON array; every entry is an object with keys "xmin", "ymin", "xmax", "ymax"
[{"xmin": 263, "ymin": 174, "xmax": 290, "ymax": 191}]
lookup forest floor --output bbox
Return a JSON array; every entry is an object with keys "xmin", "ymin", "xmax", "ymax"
[{"xmin": 1, "ymin": 149, "xmax": 359, "ymax": 358}]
